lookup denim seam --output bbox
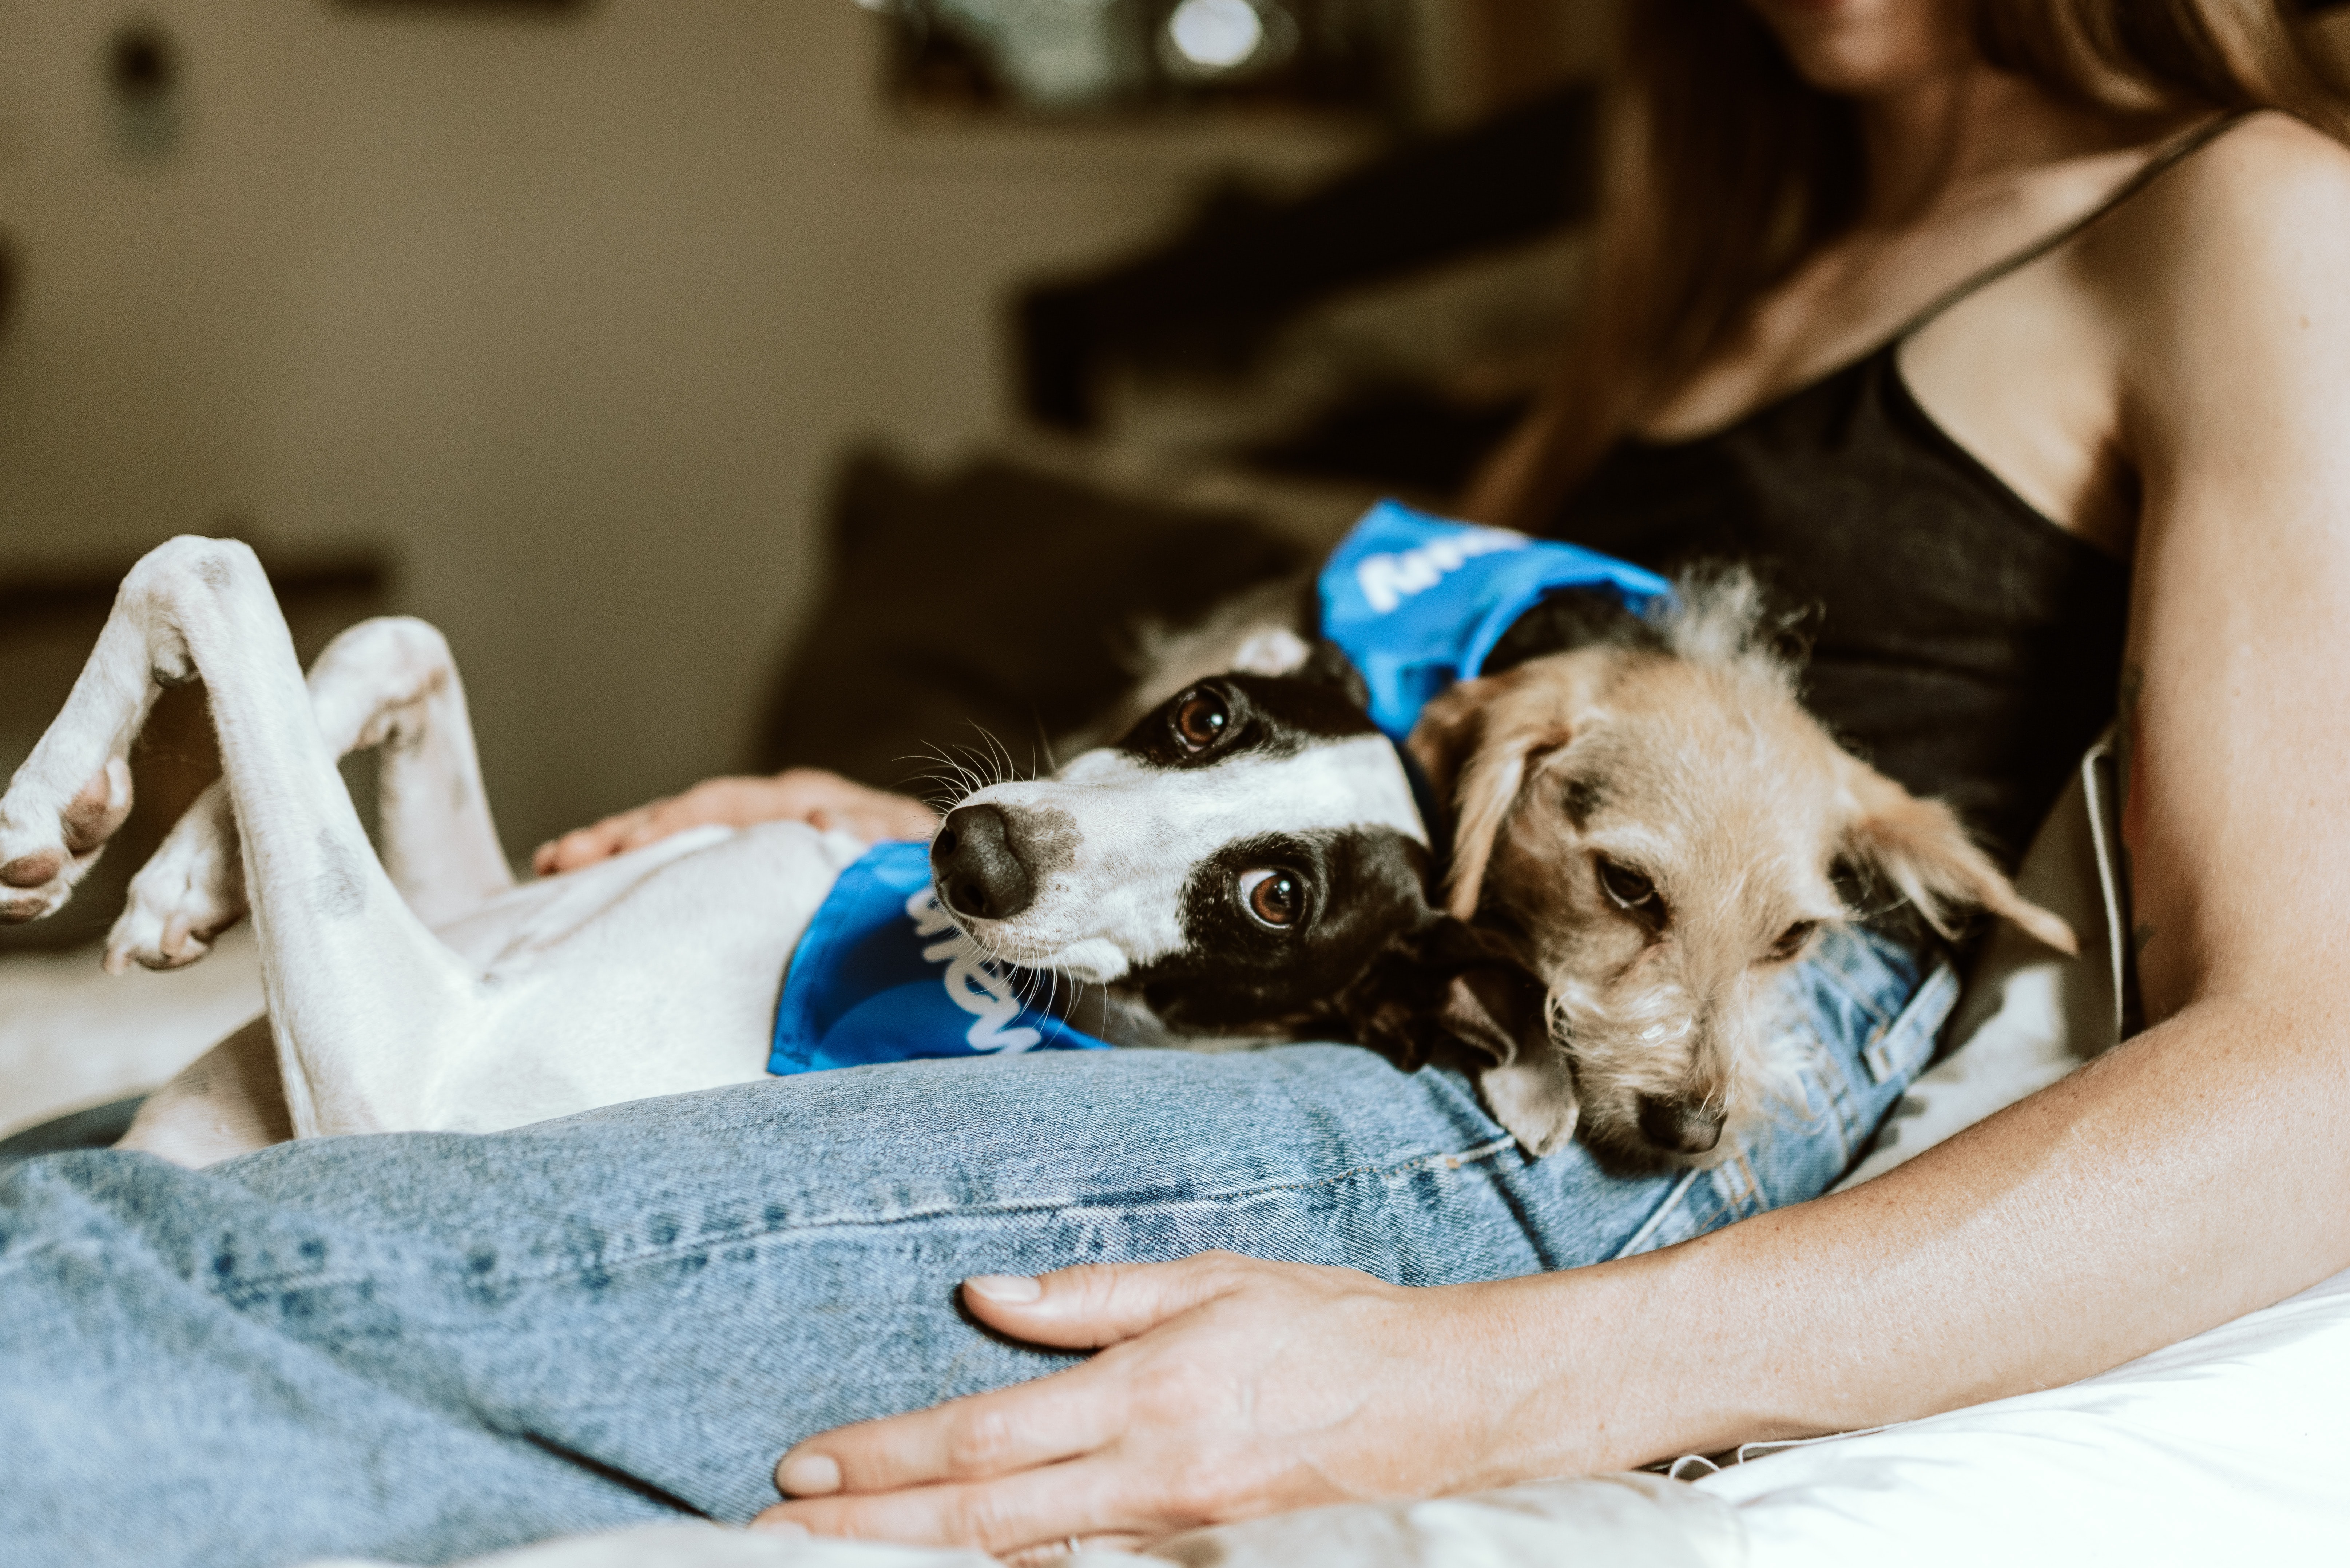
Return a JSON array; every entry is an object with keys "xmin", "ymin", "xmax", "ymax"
[
  {"xmin": 1849, "ymin": 961, "xmax": 1957, "ymax": 1093},
  {"xmin": 1813, "ymin": 947, "xmax": 1897, "ymax": 1030},
  {"xmin": 196, "ymin": 1135, "xmax": 1526, "ymax": 1297},
  {"xmin": 1613, "ymin": 1167, "xmax": 1703, "ymax": 1258},
  {"xmin": 1813, "ymin": 1038, "xmax": 1862, "ymax": 1168},
  {"xmin": 1726, "ymin": 1149, "xmax": 1762, "ymax": 1217},
  {"xmin": 0, "ymin": 1234, "xmax": 63, "ymax": 1277}
]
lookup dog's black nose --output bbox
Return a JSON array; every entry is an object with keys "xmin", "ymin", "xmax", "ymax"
[
  {"xmin": 931, "ymin": 804, "xmax": 1035, "ymax": 922},
  {"xmin": 1636, "ymin": 1093, "xmax": 1725, "ymax": 1156}
]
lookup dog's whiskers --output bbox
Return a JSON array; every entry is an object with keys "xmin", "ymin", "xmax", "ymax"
[
  {"xmin": 897, "ymin": 744, "xmax": 995, "ymax": 812},
  {"xmin": 960, "ymin": 723, "xmax": 1030, "ymax": 791}
]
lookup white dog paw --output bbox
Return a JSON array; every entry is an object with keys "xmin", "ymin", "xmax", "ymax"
[
  {"xmin": 107, "ymin": 815, "xmax": 246, "ymax": 974},
  {"xmin": 0, "ymin": 757, "xmax": 133, "ymax": 926}
]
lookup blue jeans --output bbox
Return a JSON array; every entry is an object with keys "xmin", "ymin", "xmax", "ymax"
[{"xmin": 0, "ymin": 926, "xmax": 1950, "ymax": 1568}]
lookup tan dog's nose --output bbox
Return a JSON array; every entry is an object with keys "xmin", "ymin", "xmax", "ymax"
[{"xmin": 1636, "ymin": 1092, "xmax": 1725, "ymax": 1155}]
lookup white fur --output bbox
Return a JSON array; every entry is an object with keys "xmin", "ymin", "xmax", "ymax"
[
  {"xmin": 0, "ymin": 538, "xmax": 1419, "ymax": 1166},
  {"xmin": 959, "ymin": 736, "xmax": 1424, "ymax": 980}
]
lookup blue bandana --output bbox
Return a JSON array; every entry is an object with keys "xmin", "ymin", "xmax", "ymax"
[
  {"xmin": 769, "ymin": 840, "xmax": 1111, "ymax": 1076},
  {"xmin": 769, "ymin": 501, "xmax": 1665, "ymax": 1078},
  {"xmin": 1319, "ymin": 499, "xmax": 1672, "ymax": 740}
]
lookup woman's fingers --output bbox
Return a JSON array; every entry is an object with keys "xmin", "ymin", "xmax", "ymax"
[
  {"xmin": 765, "ymin": 1259, "xmax": 1255, "ymax": 1503},
  {"xmin": 532, "ymin": 809, "xmax": 655, "ymax": 875},
  {"xmin": 532, "ymin": 771, "xmax": 937, "ymax": 876},
  {"xmin": 757, "ymin": 1456, "xmax": 1172, "ymax": 1559},
  {"xmin": 805, "ymin": 795, "xmax": 941, "ymax": 841},
  {"xmin": 773, "ymin": 1362, "xmax": 1122, "ymax": 1498},
  {"xmin": 957, "ymin": 1255, "xmax": 1249, "ymax": 1349},
  {"xmin": 777, "ymin": 771, "xmax": 939, "ymax": 841}
]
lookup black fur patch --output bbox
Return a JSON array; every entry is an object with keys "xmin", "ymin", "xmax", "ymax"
[
  {"xmin": 1561, "ymin": 775, "xmax": 1605, "ymax": 828},
  {"xmin": 1480, "ymin": 588, "xmax": 1667, "ymax": 674},
  {"xmin": 1124, "ymin": 826, "xmax": 1431, "ymax": 1032},
  {"xmin": 1116, "ymin": 671, "xmax": 1381, "ymax": 771}
]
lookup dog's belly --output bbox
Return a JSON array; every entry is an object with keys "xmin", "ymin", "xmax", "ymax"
[
  {"xmin": 411, "ymin": 821, "xmax": 872, "ymax": 1132},
  {"xmin": 129, "ymin": 821, "xmax": 874, "ymax": 1163}
]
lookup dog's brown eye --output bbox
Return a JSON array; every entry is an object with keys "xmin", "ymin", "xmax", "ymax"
[
  {"xmin": 1173, "ymin": 691, "xmax": 1230, "ymax": 752},
  {"xmin": 1596, "ymin": 857, "xmax": 1663, "ymax": 924},
  {"xmin": 1239, "ymin": 868, "xmax": 1304, "ymax": 928},
  {"xmin": 1770, "ymin": 920, "xmax": 1820, "ymax": 961}
]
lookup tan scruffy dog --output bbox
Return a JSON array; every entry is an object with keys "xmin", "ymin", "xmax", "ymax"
[{"xmin": 1406, "ymin": 572, "xmax": 2075, "ymax": 1166}]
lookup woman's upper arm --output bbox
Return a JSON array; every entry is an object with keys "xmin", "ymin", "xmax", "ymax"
[{"xmin": 2112, "ymin": 115, "xmax": 2350, "ymax": 1021}]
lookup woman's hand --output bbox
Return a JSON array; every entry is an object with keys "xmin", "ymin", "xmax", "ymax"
[
  {"xmin": 531, "ymin": 769, "xmax": 939, "ymax": 876},
  {"xmin": 751, "ymin": 1253, "xmax": 1562, "ymax": 1559}
]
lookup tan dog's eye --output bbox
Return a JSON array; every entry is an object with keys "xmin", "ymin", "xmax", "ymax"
[
  {"xmin": 1238, "ymin": 868, "xmax": 1304, "ymax": 928},
  {"xmin": 1173, "ymin": 691, "xmax": 1230, "ymax": 752},
  {"xmin": 1769, "ymin": 920, "xmax": 1820, "ymax": 961},
  {"xmin": 1595, "ymin": 857, "xmax": 1665, "ymax": 927}
]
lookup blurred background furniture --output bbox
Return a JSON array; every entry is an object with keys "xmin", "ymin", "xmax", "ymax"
[
  {"xmin": 762, "ymin": 82, "xmax": 1599, "ymax": 784},
  {"xmin": 0, "ymin": 0, "xmax": 1620, "ymax": 859}
]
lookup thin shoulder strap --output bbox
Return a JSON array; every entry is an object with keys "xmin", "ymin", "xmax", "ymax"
[{"xmin": 1894, "ymin": 111, "xmax": 2253, "ymax": 342}]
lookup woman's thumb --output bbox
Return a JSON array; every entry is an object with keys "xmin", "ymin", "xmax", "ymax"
[{"xmin": 960, "ymin": 1255, "xmax": 1241, "ymax": 1349}]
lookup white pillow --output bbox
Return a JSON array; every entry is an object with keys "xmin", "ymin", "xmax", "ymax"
[{"xmin": 1835, "ymin": 733, "xmax": 2124, "ymax": 1191}]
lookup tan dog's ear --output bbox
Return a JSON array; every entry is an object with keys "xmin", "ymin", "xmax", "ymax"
[
  {"xmin": 1841, "ymin": 761, "xmax": 2077, "ymax": 954},
  {"xmin": 1410, "ymin": 673, "xmax": 1571, "ymax": 921},
  {"xmin": 1406, "ymin": 674, "xmax": 1495, "ymax": 813}
]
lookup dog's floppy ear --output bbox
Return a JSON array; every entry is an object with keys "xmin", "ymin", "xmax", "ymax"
[
  {"xmin": 1839, "ymin": 757, "xmax": 2077, "ymax": 954},
  {"xmin": 1410, "ymin": 672, "xmax": 1572, "ymax": 921},
  {"xmin": 1230, "ymin": 626, "xmax": 1315, "ymax": 678},
  {"xmin": 1228, "ymin": 628, "xmax": 1373, "ymax": 711},
  {"xmin": 1335, "ymin": 916, "xmax": 1580, "ymax": 1156}
]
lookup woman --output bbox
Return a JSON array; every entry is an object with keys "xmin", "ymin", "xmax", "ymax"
[
  {"xmin": 631, "ymin": 0, "xmax": 2350, "ymax": 1544},
  {"xmin": 7, "ymin": 2, "xmax": 2348, "ymax": 1561}
]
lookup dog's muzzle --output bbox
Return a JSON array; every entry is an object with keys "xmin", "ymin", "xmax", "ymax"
[
  {"xmin": 932, "ymin": 804, "xmax": 1036, "ymax": 922},
  {"xmin": 1636, "ymin": 1093, "xmax": 1726, "ymax": 1157}
]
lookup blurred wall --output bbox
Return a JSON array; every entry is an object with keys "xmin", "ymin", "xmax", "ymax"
[{"xmin": 0, "ymin": 0, "xmax": 1368, "ymax": 856}]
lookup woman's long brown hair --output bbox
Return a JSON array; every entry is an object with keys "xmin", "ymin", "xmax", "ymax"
[{"xmin": 1469, "ymin": 0, "xmax": 2348, "ymax": 528}]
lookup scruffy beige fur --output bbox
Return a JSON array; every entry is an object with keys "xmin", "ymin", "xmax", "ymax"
[{"xmin": 1410, "ymin": 572, "xmax": 2075, "ymax": 1165}]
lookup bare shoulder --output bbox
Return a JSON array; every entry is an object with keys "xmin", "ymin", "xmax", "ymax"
[
  {"xmin": 2091, "ymin": 111, "xmax": 2350, "ymax": 325},
  {"xmin": 2065, "ymin": 110, "xmax": 2350, "ymax": 464}
]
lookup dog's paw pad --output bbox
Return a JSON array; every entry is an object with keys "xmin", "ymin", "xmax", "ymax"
[
  {"xmin": 104, "ymin": 921, "xmax": 215, "ymax": 975},
  {"xmin": 0, "ymin": 842, "xmax": 80, "ymax": 924},
  {"xmin": 0, "ymin": 759, "xmax": 134, "ymax": 924},
  {"xmin": 0, "ymin": 850, "xmax": 64, "ymax": 890},
  {"xmin": 62, "ymin": 759, "xmax": 135, "ymax": 853},
  {"xmin": 106, "ymin": 903, "xmax": 221, "ymax": 974},
  {"xmin": 110, "ymin": 847, "xmax": 245, "ymax": 972}
]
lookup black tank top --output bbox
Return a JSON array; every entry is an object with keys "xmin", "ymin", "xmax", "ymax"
[{"xmin": 1544, "ymin": 116, "xmax": 2242, "ymax": 865}]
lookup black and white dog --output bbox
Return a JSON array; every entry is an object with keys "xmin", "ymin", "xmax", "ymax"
[{"xmin": 0, "ymin": 540, "xmax": 1517, "ymax": 1167}]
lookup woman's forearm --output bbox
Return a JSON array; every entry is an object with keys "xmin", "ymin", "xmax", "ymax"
[{"xmin": 1495, "ymin": 990, "xmax": 2350, "ymax": 1471}]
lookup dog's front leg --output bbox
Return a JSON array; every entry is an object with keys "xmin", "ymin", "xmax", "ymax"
[{"xmin": 0, "ymin": 538, "xmax": 485, "ymax": 1138}]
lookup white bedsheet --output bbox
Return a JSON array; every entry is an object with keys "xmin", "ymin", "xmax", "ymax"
[
  {"xmin": 0, "ymin": 925, "xmax": 262, "ymax": 1141},
  {"xmin": 1704, "ymin": 1262, "xmax": 2350, "ymax": 1562}
]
